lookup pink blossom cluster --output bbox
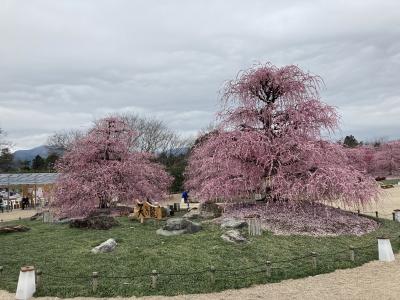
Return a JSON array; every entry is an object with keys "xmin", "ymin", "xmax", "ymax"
[
  {"xmin": 52, "ymin": 117, "xmax": 172, "ymax": 217},
  {"xmin": 345, "ymin": 141, "xmax": 400, "ymax": 177},
  {"xmin": 186, "ymin": 63, "xmax": 380, "ymax": 208}
]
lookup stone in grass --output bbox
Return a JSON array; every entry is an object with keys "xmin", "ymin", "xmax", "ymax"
[
  {"xmin": 199, "ymin": 202, "xmax": 223, "ymax": 218},
  {"xmin": 55, "ymin": 218, "xmax": 72, "ymax": 224},
  {"xmin": 221, "ymin": 229, "xmax": 247, "ymax": 243},
  {"xmin": 0, "ymin": 225, "xmax": 30, "ymax": 234},
  {"xmin": 70, "ymin": 215, "xmax": 119, "ymax": 230},
  {"xmin": 220, "ymin": 218, "xmax": 248, "ymax": 229},
  {"xmin": 91, "ymin": 238, "xmax": 117, "ymax": 254},
  {"xmin": 30, "ymin": 212, "xmax": 43, "ymax": 221},
  {"xmin": 156, "ymin": 218, "xmax": 202, "ymax": 236}
]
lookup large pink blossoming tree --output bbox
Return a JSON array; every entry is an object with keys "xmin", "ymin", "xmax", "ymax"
[
  {"xmin": 345, "ymin": 141, "xmax": 400, "ymax": 178},
  {"xmin": 53, "ymin": 117, "xmax": 172, "ymax": 217},
  {"xmin": 374, "ymin": 141, "xmax": 400, "ymax": 177},
  {"xmin": 186, "ymin": 63, "xmax": 379, "ymax": 209}
]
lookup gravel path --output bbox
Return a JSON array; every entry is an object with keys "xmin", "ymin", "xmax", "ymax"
[{"xmin": 1, "ymin": 254, "xmax": 399, "ymax": 299}]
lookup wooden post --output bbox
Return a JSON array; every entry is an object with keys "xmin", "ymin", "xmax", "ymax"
[
  {"xmin": 247, "ymin": 216, "xmax": 262, "ymax": 236},
  {"xmin": 349, "ymin": 246, "xmax": 355, "ymax": 262},
  {"xmin": 151, "ymin": 270, "xmax": 158, "ymax": 289},
  {"xmin": 92, "ymin": 272, "xmax": 98, "ymax": 293},
  {"xmin": 311, "ymin": 252, "xmax": 317, "ymax": 270},
  {"xmin": 36, "ymin": 270, "xmax": 42, "ymax": 288},
  {"xmin": 375, "ymin": 211, "xmax": 379, "ymax": 218},
  {"xmin": 265, "ymin": 261, "xmax": 271, "ymax": 278},
  {"xmin": 209, "ymin": 266, "xmax": 216, "ymax": 284},
  {"xmin": 392, "ymin": 212, "xmax": 396, "ymax": 221},
  {"xmin": 357, "ymin": 209, "xmax": 360, "ymax": 216}
]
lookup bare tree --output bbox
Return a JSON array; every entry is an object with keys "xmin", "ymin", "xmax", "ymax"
[
  {"xmin": 48, "ymin": 113, "xmax": 193, "ymax": 156},
  {"xmin": 47, "ymin": 129, "xmax": 85, "ymax": 152},
  {"xmin": 108, "ymin": 113, "xmax": 193, "ymax": 154},
  {"xmin": 0, "ymin": 127, "xmax": 12, "ymax": 149},
  {"xmin": 0, "ymin": 127, "xmax": 5, "ymax": 148}
]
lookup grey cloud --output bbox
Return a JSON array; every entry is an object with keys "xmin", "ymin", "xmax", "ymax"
[{"xmin": 0, "ymin": 0, "xmax": 399, "ymax": 149}]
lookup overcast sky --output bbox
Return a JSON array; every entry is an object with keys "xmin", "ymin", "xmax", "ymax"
[{"xmin": 0, "ymin": 0, "xmax": 399, "ymax": 150}]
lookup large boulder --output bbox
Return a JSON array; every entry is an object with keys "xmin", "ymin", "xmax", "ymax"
[
  {"xmin": 220, "ymin": 218, "xmax": 247, "ymax": 229},
  {"xmin": 221, "ymin": 229, "xmax": 247, "ymax": 243},
  {"xmin": 199, "ymin": 202, "xmax": 223, "ymax": 218},
  {"xmin": 91, "ymin": 238, "xmax": 117, "ymax": 254},
  {"xmin": 30, "ymin": 212, "xmax": 43, "ymax": 221},
  {"xmin": 156, "ymin": 218, "xmax": 202, "ymax": 236},
  {"xmin": 0, "ymin": 225, "xmax": 30, "ymax": 234},
  {"xmin": 55, "ymin": 218, "xmax": 72, "ymax": 224},
  {"xmin": 70, "ymin": 215, "xmax": 119, "ymax": 230}
]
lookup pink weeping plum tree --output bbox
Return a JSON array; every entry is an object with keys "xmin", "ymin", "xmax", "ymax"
[
  {"xmin": 52, "ymin": 117, "xmax": 172, "ymax": 217},
  {"xmin": 374, "ymin": 141, "xmax": 400, "ymax": 177},
  {"xmin": 186, "ymin": 63, "xmax": 379, "ymax": 209},
  {"xmin": 344, "ymin": 146, "xmax": 377, "ymax": 176},
  {"xmin": 344, "ymin": 141, "xmax": 400, "ymax": 178}
]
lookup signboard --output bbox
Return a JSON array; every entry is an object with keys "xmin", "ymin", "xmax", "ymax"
[{"xmin": 134, "ymin": 201, "xmax": 164, "ymax": 222}]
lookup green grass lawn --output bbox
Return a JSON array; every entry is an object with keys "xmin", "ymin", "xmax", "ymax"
[{"xmin": 1, "ymin": 214, "xmax": 400, "ymax": 298}]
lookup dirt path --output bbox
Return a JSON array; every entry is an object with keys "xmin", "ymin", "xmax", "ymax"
[
  {"xmin": 358, "ymin": 186, "xmax": 400, "ymax": 219},
  {"xmin": 1, "ymin": 254, "xmax": 399, "ymax": 300},
  {"xmin": 0, "ymin": 209, "xmax": 36, "ymax": 222}
]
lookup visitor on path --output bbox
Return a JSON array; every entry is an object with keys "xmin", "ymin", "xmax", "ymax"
[
  {"xmin": 0, "ymin": 197, "xmax": 3, "ymax": 213},
  {"xmin": 182, "ymin": 191, "xmax": 189, "ymax": 210}
]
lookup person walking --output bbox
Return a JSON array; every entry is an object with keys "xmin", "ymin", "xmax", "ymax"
[{"xmin": 182, "ymin": 191, "xmax": 189, "ymax": 210}]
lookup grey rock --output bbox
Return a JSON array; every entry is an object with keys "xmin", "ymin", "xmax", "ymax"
[
  {"xmin": 30, "ymin": 212, "xmax": 43, "ymax": 221},
  {"xmin": 199, "ymin": 202, "xmax": 222, "ymax": 218},
  {"xmin": 91, "ymin": 238, "xmax": 117, "ymax": 254},
  {"xmin": 156, "ymin": 218, "xmax": 202, "ymax": 236},
  {"xmin": 164, "ymin": 218, "xmax": 191, "ymax": 231},
  {"xmin": 185, "ymin": 221, "xmax": 202, "ymax": 233},
  {"xmin": 200, "ymin": 211, "xmax": 217, "ymax": 219},
  {"xmin": 0, "ymin": 225, "xmax": 30, "ymax": 233},
  {"xmin": 221, "ymin": 230, "xmax": 247, "ymax": 243},
  {"xmin": 156, "ymin": 228, "xmax": 187, "ymax": 236},
  {"xmin": 221, "ymin": 218, "xmax": 248, "ymax": 229},
  {"xmin": 56, "ymin": 218, "xmax": 72, "ymax": 224}
]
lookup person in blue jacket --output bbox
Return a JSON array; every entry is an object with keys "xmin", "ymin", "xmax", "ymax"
[{"xmin": 182, "ymin": 191, "xmax": 189, "ymax": 210}]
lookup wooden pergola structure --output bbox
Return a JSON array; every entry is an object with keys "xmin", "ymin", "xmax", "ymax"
[{"xmin": 0, "ymin": 173, "xmax": 58, "ymax": 209}]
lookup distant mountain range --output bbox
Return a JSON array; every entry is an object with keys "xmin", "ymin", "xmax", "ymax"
[{"xmin": 13, "ymin": 145, "xmax": 49, "ymax": 162}]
